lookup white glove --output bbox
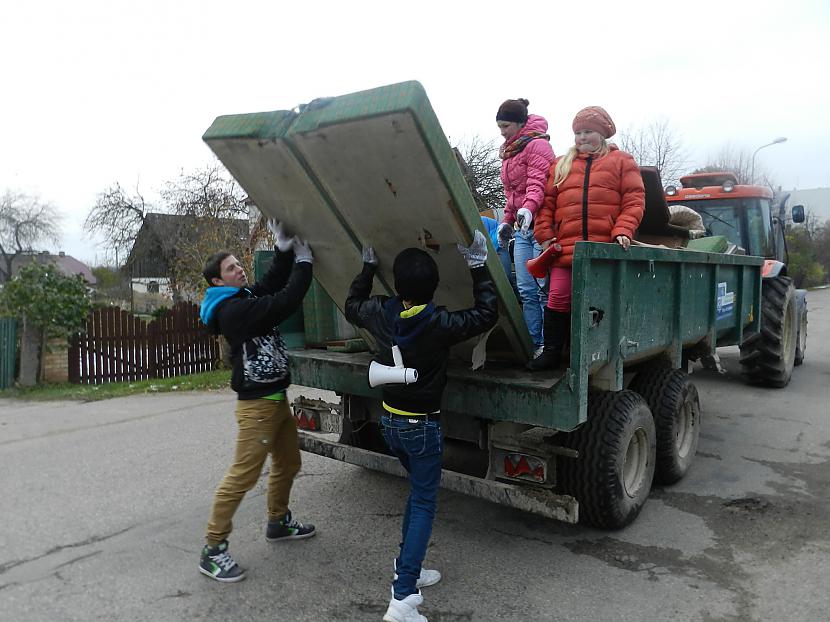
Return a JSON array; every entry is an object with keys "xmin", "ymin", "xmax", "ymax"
[
  {"xmin": 516, "ymin": 208, "xmax": 533, "ymax": 234},
  {"xmin": 497, "ymin": 222, "xmax": 513, "ymax": 249},
  {"xmin": 293, "ymin": 237, "xmax": 313, "ymax": 264},
  {"xmin": 362, "ymin": 246, "xmax": 378, "ymax": 266},
  {"xmin": 267, "ymin": 219, "xmax": 293, "ymax": 252},
  {"xmin": 457, "ymin": 230, "xmax": 488, "ymax": 268}
]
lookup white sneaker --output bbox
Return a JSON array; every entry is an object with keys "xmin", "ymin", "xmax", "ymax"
[
  {"xmin": 393, "ymin": 559, "xmax": 442, "ymax": 588},
  {"xmin": 534, "ymin": 345, "xmax": 545, "ymax": 358},
  {"xmin": 383, "ymin": 593, "xmax": 427, "ymax": 622}
]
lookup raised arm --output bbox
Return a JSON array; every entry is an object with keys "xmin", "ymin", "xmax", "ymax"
[
  {"xmin": 439, "ymin": 230, "xmax": 498, "ymax": 344},
  {"xmin": 345, "ymin": 247, "xmax": 387, "ymax": 328}
]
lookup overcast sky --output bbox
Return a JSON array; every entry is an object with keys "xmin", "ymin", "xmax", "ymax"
[{"xmin": 2, "ymin": 0, "xmax": 829, "ymax": 265}]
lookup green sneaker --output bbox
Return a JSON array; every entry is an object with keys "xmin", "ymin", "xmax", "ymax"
[
  {"xmin": 266, "ymin": 510, "xmax": 316, "ymax": 542},
  {"xmin": 199, "ymin": 540, "xmax": 246, "ymax": 583}
]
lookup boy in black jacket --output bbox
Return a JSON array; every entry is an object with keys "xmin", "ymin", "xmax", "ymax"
[
  {"xmin": 345, "ymin": 230, "xmax": 498, "ymax": 622},
  {"xmin": 197, "ymin": 220, "xmax": 315, "ymax": 583}
]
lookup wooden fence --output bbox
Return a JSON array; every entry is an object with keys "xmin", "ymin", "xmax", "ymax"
[
  {"xmin": 68, "ymin": 303, "xmax": 218, "ymax": 385},
  {"xmin": 0, "ymin": 318, "xmax": 17, "ymax": 389}
]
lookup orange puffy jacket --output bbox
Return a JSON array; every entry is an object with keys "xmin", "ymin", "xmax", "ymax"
[{"xmin": 534, "ymin": 145, "xmax": 644, "ymax": 268}]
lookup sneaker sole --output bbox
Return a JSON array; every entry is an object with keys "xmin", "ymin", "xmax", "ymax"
[
  {"xmin": 198, "ymin": 565, "xmax": 247, "ymax": 583},
  {"xmin": 383, "ymin": 612, "xmax": 426, "ymax": 622},
  {"xmin": 265, "ymin": 530, "xmax": 317, "ymax": 543}
]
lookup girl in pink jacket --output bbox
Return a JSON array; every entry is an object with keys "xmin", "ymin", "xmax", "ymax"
[{"xmin": 496, "ymin": 98, "xmax": 555, "ymax": 355}]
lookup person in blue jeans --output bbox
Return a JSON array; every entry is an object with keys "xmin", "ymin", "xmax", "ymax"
[
  {"xmin": 345, "ymin": 231, "xmax": 498, "ymax": 622},
  {"xmin": 496, "ymin": 98, "xmax": 555, "ymax": 356}
]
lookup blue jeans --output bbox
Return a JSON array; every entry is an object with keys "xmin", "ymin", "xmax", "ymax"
[
  {"xmin": 513, "ymin": 229, "xmax": 546, "ymax": 348},
  {"xmin": 381, "ymin": 415, "xmax": 442, "ymax": 600}
]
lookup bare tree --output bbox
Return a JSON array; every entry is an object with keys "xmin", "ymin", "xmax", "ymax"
[
  {"xmin": 619, "ymin": 118, "xmax": 689, "ymax": 187},
  {"xmin": 84, "ymin": 182, "xmax": 149, "ymax": 264},
  {"xmin": 85, "ymin": 161, "xmax": 250, "ymax": 300},
  {"xmin": 0, "ymin": 190, "xmax": 61, "ymax": 282},
  {"xmin": 161, "ymin": 163, "xmax": 248, "ymax": 220},
  {"xmin": 454, "ymin": 136, "xmax": 505, "ymax": 213},
  {"xmin": 692, "ymin": 145, "xmax": 776, "ymax": 188},
  {"xmin": 160, "ymin": 163, "xmax": 250, "ymax": 297}
]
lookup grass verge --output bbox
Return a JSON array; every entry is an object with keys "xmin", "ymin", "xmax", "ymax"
[{"xmin": 2, "ymin": 370, "xmax": 231, "ymax": 402}]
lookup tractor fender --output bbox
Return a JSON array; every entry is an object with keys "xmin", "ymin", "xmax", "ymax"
[
  {"xmin": 762, "ymin": 259, "xmax": 786, "ymax": 279},
  {"xmin": 795, "ymin": 289, "xmax": 807, "ymax": 317}
]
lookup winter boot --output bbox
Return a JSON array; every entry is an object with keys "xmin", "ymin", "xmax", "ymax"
[{"xmin": 526, "ymin": 309, "xmax": 570, "ymax": 371}]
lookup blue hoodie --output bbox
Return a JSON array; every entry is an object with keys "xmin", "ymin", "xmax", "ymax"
[
  {"xmin": 481, "ymin": 216, "xmax": 500, "ymax": 249},
  {"xmin": 392, "ymin": 300, "xmax": 436, "ymax": 349},
  {"xmin": 199, "ymin": 286, "xmax": 242, "ymax": 325}
]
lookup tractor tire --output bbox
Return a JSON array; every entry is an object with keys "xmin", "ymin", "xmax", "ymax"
[
  {"xmin": 739, "ymin": 276, "xmax": 797, "ymax": 388},
  {"xmin": 794, "ymin": 301, "xmax": 807, "ymax": 366},
  {"xmin": 558, "ymin": 390, "xmax": 656, "ymax": 529},
  {"xmin": 629, "ymin": 368, "xmax": 700, "ymax": 485}
]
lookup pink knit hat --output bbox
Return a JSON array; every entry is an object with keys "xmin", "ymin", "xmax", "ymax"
[{"xmin": 572, "ymin": 106, "xmax": 616, "ymax": 138}]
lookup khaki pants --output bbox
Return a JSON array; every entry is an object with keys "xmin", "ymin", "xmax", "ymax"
[{"xmin": 206, "ymin": 398, "xmax": 301, "ymax": 546}]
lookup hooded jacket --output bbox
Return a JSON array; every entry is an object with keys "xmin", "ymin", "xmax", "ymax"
[
  {"xmin": 199, "ymin": 248, "xmax": 312, "ymax": 399},
  {"xmin": 534, "ymin": 145, "xmax": 645, "ymax": 268},
  {"xmin": 500, "ymin": 114, "xmax": 556, "ymax": 227},
  {"xmin": 345, "ymin": 264, "xmax": 498, "ymax": 415}
]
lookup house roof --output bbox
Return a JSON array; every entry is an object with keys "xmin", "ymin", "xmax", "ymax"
[
  {"xmin": 9, "ymin": 251, "xmax": 97, "ymax": 285},
  {"xmin": 126, "ymin": 212, "xmax": 250, "ymax": 278}
]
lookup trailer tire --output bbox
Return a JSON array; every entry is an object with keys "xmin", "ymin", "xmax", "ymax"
[
  {"xmin": 739, "ymin": 276, "xmax": 797, "ymax": 388},
  {"xmin": 629, "ymin": 368, "xmax": 700, "ymax": 485},
  {"xmin": 558, "ymin": 390, "xmax": 656, "ymax": 529},
  {"xmin": 794, "ymin": 302, "xmax": 807, "ymax": 366},
  {"xmin": 340, "ymin": 395, "xmax": 388, "ymax": 453}
]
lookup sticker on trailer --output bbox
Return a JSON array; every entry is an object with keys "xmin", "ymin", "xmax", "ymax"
[{"xmin": 717, "ymin": 282, "xmax": 735, "ymax": 320}]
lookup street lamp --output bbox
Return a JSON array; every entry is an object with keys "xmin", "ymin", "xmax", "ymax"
[{"xmin": 751, "ymin": 137, "xmax": 787, "ymax": 183}]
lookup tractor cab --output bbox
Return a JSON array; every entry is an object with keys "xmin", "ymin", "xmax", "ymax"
[
  {"xmin": 665, "ymin": 171, "xmax": 808, "ymax": 381},
  {"xmin": 665, "ymin": 172, "xmax": 805, "ymax": 263}
]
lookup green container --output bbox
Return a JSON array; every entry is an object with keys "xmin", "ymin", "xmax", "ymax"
[
  {"xmin": 302, "ymin": 279, "xmax": 356, "ymax": 346},
  {"xmin": 253, "ymin": 250, "xmax": 305, "ymax": 349}
]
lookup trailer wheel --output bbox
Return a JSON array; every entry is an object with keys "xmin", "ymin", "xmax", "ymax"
[
  {"xmin": 340, "ymin": 395, "xmax": 388, "ymax": 452},
  {"xmin": 558, "ymin": 390, "xmax": 656, "ymax": 529},
  {"xmin": 629, "ymin": 368, "xmax": 700, "ymax": 485},
  {"xmin": 739, "ymin": 276, "xmax": 797, "ymax": 388},
  {"xmin": 794, "ymin": 302, "xmax": 807, "ymax": 366}
]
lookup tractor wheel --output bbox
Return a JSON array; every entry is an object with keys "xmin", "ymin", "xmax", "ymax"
[
  {"xmin": 629, "ymin": 368, "xmax": 700, "ymax": 485},
  {"xmin": 739, "ymin": 276, "xmax": 797, "ymax": 388},
  {"xmin": 794, "ymin": 301, "xmax": 807, "ymax": 366},
  {"xmin": 558, "ymin": 390, "xmax": 656, "ymax": 529}
]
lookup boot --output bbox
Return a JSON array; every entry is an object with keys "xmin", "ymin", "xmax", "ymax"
[{"xmin": 526, "ymin": 309, "xmax": 570, "ymax": 371}]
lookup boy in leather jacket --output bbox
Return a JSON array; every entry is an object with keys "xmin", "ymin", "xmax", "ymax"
[{"xmin": 345, "ymin": 231, "xmax": 498, "ymax": 622}]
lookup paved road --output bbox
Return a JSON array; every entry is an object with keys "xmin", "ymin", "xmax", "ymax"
[{"xmin": 2, "ymin": 288, "xmax": 828, "ymax": 621}]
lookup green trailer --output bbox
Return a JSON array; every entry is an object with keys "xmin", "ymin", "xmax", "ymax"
[{"xmin": 206, "ymin": 81, "xmax": 764, "ymax": 529}]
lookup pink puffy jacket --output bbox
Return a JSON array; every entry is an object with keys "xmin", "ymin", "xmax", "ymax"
[{"xmin": 500, "ymin": 114, "xmax": 555, "ymax": 226}]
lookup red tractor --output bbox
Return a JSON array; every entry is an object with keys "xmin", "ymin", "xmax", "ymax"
[{"xmin": 665, "ymin": 172, "xmax": 807, "ymax": 387}]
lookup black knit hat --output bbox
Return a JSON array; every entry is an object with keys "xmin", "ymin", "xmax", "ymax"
[
  {"xmin": 393, "ymin": 248, "xmax": 439, "ymax": 305},
  {"xmin": 496, "ymin": 98, "xmax": 529, "ymax": 124}
]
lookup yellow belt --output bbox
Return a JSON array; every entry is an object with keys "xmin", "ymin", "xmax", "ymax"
[{"xmin": 382, "ymin": 402, "xmax": 439, "ymax": 417}]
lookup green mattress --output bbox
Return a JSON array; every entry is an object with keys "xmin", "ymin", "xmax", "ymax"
[{"xmin": 203, "ymin": 81, "xmax": 532, "ymax": 363}]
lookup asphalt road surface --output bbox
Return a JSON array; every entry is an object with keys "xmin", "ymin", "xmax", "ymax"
[{"xmin": 2, "ymin": 288, "xmax": 828, "ymax": 621}]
